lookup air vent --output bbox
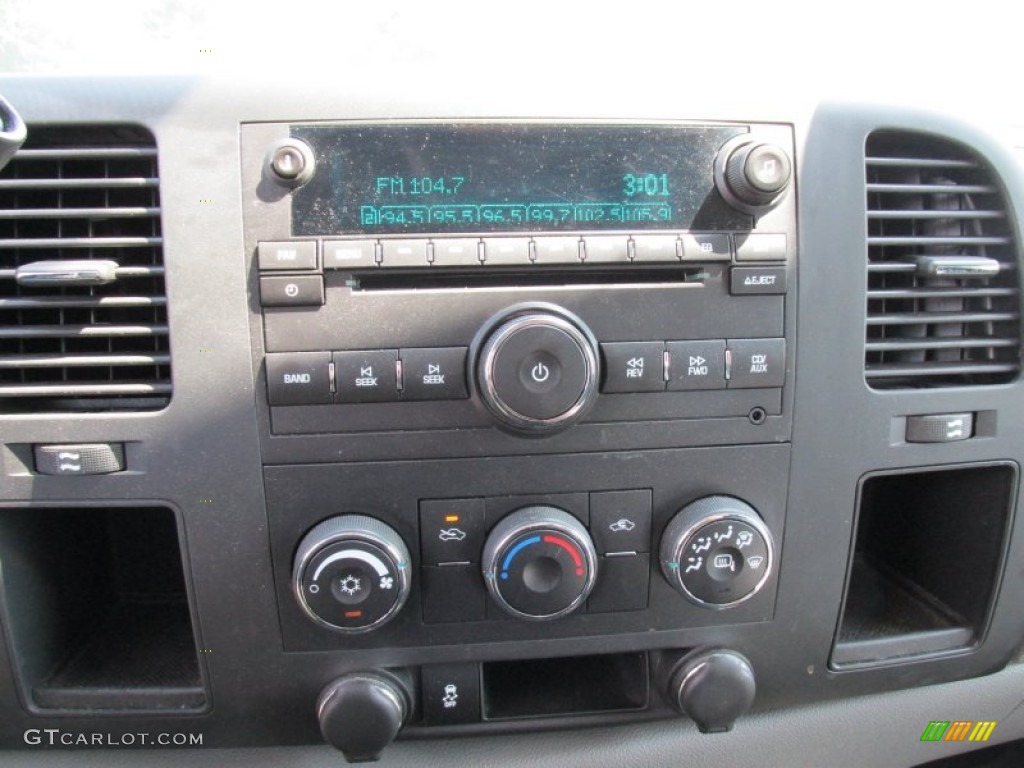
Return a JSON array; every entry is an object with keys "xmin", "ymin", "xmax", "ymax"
[
  {"xmin": 864, "ymin": 131, "xmax": 1021, "ymax": 388},
  {"xmin": 0, "ymin": 125, "xmax": 170, "ymax": 412}
]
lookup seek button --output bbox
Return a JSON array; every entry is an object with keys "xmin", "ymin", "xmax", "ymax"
[{"xmin": 401, "ymin": 347, "xmax": 468, "ymax": 401}]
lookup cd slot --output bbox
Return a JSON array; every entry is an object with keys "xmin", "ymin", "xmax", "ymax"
[{"xmin": 347, "ymin": 265, "xmax": 717, "ymax": 292}]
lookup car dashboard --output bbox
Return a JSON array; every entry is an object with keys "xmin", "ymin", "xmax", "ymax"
[{"xmin": 1, "ymin": 15, "xmax": 1024, "ymax": 767}]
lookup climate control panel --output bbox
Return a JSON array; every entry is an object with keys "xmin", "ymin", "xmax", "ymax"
[{"xmin": 284, "ymin": 485, "xmax": 778, "ymax": 639}]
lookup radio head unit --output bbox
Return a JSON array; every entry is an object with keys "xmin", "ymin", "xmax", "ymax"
[{"xmin": 241, "ymin": 120, "xmax": 797, "ymax": 460}]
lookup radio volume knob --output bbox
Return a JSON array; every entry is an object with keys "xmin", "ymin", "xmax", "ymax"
[
  {"xmin": 715, "ymin": 138, "xmax": 792, "ymax": 213},
  {"xmin": 474, "ymin": 304, "xmax": 600, "ymax": 435}
]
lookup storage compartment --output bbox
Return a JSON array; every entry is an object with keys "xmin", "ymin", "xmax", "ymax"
[
  {"xmin": 0, "ymin": 505, "xmax": 206, "ymax": 711},
  {"xmin": 832, "ymin": 464, "xmax": 1016, "ymax": 667},
  {"xmin": 482, "ymin": 652, "xmax": 647, "ymax": 720}
]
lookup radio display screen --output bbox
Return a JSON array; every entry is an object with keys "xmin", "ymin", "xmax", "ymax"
[{"xmin": 290, "ymin": 123, "xmax": 750, "ymax": 235}]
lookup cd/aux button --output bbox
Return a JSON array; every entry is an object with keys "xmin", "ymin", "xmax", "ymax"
[{"xmin": 726, "ymin": 338, "xmax": 785, "ymax": 388}]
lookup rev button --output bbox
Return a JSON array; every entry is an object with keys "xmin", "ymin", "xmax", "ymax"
[{"xmin": 601, "ymin": 342, "xmax": 666, "ymax": 393}]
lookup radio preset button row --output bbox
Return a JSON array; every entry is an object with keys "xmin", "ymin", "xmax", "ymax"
[
  {"xmin": 292, "ymin": 231, "xmax": 790, "ymax": 270},
  {"xmin": 260, "ymin": 233, "xmax": 788, "ymax": 275}
]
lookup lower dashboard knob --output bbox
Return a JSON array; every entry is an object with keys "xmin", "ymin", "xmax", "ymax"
[
  {"xmin": 293, "ymin": 515, "xmax": 411, "ymax": 633},
  {"xmin": 665, "ymin": 649, "xmax": 756, "ymax": 733},
  {"xmin": 482, "ymin": 506, "xmax": 597, "ymax": 620},
  {"xmin": 660, "ymin": 496, "xmax": 773, "ymax": 607},
  {"xmin": 318, "ymin": 671, "xmax": 412, "ymax": 763},
  {"xmin": 474, "ymin": 303, "xmax": 600, "ymax": 435}
]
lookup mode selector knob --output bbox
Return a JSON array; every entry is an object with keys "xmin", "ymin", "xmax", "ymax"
[
  {"xmin": 660, "ymin": 496, "xmax": 774, "ymax": 608},
  {"xmin": 293, "ymin": 515, "xmax": 411, "ymax": 633},
  {"xmin": 483, "ymin": 506, "xmax": 598, "ymax": 620},
  {"xmin": 715, "ymin": 137, "xmax": 792, "ymax": 214}
]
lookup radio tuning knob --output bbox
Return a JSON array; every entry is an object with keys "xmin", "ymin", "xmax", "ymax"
[
  {"xmin": 293, "ymin": 515, "xmax": 412, "ymax": 633},
  {"xmin": 714, "ymin": 137, "xmax": 792, "ymax": 214}
]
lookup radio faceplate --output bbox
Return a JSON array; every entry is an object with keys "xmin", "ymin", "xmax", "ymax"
[{"xmin": 242, "ymin": 120, "xmax": 797, "ymax": 462}]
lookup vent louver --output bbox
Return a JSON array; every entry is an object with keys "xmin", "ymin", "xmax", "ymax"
[
  {"xmin": 0, "ymin": 125, "xmax": 170, "ymax": 412},
  {"xmin": 864, "ymin": 131, "xmax": 1021, "ymax": 388}
]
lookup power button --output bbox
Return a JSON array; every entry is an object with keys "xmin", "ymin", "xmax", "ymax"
[{"xmin": 477, "ymin": 307, "xmax": 600, "ymax": 434}]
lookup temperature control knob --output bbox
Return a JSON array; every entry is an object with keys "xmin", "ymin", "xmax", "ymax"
[
  {"xmin": 660, "ymin": 496, "xmax": 773, "ymax": 607},
  {"xmin": 293, "ymin": 515, "xmax": 411, "ymax": 633},
  {"xmin": 474, "ymin": 304, "xmax": 600, "ymax": 435},
  {"xmin": 482, "ymin": 506, "xmax": 597, "ymax": 620},
  {"xmin": 714, "ymin": 136, "xmax": 792, "ymax": 213}
]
